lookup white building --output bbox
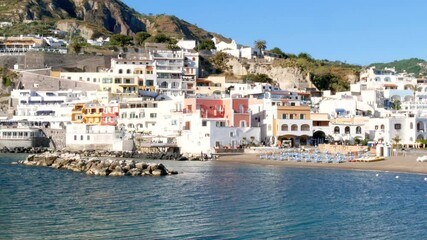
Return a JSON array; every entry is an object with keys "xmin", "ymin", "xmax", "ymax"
[
  {"xmin": 212, "ymin": 37, "xmax": 260, "ymax": 59},
  {"xmin": 65, "ymin": 124, "xmax": 134, "ymax": 151}
]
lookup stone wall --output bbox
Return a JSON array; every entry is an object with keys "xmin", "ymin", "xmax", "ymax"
[
  {"xmin": 0, "ymin": 137, "xmax": 49, "ymax": 148},
  {"xmin": 20, "ymin": 72, "xmax": 99, "ymax": 91},
  {"xmin": 41, "ymin": 128, "xmax": 66, "ymax": 150},
  {"xmin": 0, "ymin": 52, "xmax": 112, "ymax": 71}
]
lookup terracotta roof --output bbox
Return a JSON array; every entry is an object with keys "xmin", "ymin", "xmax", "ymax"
[{"xmin": 384, "ymin": 83, "xmax": 397, "ymax": 87}]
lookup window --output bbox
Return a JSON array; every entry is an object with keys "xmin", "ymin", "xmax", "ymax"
[
  {"xmin": 345, "ymin": 126, "xmax": 350, "ymax": 134},
  {"xmin": 300, "ymin": 114, "xmax": 305, "ymax": 119},
  {"xmin": 394, "ymin": 124, "xmax": 401, "ymax": 130},
  {"xmin": 119, "ymin": 69, "xmax": 123, "ymax": 74},
  {"xmin": 115, "ymin": 78, "xmax": 121, "ymax": 84},
  {"xmin": 150, "ymin": 113, "xmax": 157, "ymax": 118},
  {"xmin": 81, "ymin": 135, "xmax": 83, "ymax": 141},
  {"xmin": 202, "ymin": 121, "xmax": 207, "ymax": 127},
  {"xmin": 334, "ymin": 126, "xmax": 340, "ymax": 134},
  {"xmin": 282, "ymin": 114, "xmax": 287, "ymax": 119},
  {"xmin": 87, "ymin": 136, "xmax": 90, "ymax": 141},
  {"xmin": 230, "ymin": 132, "xmax": 235, "ymax": 137},
  {"xmin": 356, "ymin": 126, "xmax": 362, "ymax": 134},
  {"xmin": 380, "ymin": 124, "xmax": 385, "ymax": 130},
  {"xmin": 410, "ymin": 122, "xmax": 414, "ymax": 129},
  {"xmin": 74, "ymin": 135, "xmax": 77, "ymax": 141},
  {"xmin": 291, "ymin": 124, "xmax": 298, "ymax": 131},
  {"xmin": 281, "ymin": 124, "xmax": 289, "ymax": 131},
  {"xmin": 240, "ymin": 121, "xmax": 246, "ymax": 127},
  {"xmin": 301, "ymin": 124, "xmax": 310, "ymax": 131},
  {"xmin": 375, "ymin": 125, "xmax": 378, "ymax": 130}
]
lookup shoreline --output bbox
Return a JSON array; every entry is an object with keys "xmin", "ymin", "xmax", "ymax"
[{"xmin": 217, "ymin": 153, "xmax": 427, "ymax": 175}]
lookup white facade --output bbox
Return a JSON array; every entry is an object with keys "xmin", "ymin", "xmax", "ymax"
[
  {"xmin": 66, "ymin": 124, "xmax": 133, "ymax": 151},
  {"xmin": 177, "ymin": 39, "xmax": 196, "ymax": 50}
]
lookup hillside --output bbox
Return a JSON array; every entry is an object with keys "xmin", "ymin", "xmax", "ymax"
[
  {"xmin": 369, "ymin": 58, "xmax": 427, "ymax": 77},
  {"xmin": 0, "ymin": 0, "xmax": 228, "ymax": 41}
]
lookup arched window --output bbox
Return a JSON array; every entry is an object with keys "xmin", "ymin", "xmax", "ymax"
[
  {"xmin": 291, "ymin": 124, "xmax": 298, "ymax": 131},
  {"xmin": 126, "ymin": 69, "xmax": 131, "ymax": 74},
  {"xmin": 381, "ymin": 124, "xmax": 385, "ymax": 130},
  {"xmin": 301, "ymin": 124, "xmax": 310, "ymax": 131},
  {"xmin": 410, "ymin": 122, "xmax": 414, "ymax": 129},
  {"xmin": 281, "ymin": 124, "xmax": 288, "ymax": 131},
  {"xmin": 384, "ymin": 77, "xmax": 391, "ymax": 82},
  {"xmin": 128, "ymin": 123, "xmax": 134, "ymax": 129},
  {"xmin": 139, "ymin": 112, "xmax": 145, "ymax": 118},
  {"xmin": 240, "ymin": 120, "xmax": 246, "ymax": 127},
  {"xmin": 130, "ymin": 112, "xmax": 136, "ymax": 119},
  {"xmin": 137, "ymin": 124, "xmax": 143, "ymax": 130},
  {"xmin": 356, "ymin": 126, "xmax": 362, "ymax": 134},
  {"xmin": 121, "ymin": 113, "xmax": 127, "ymax": 119},
  {"xmin": 345, "ymin": 126, "xmax": 350, "ymax": 134},
  {"xmin": 160, "ymin": 82, "xmax": 168, "ymax": 88},
  {"xmin": 118, "ymin": 69, "xmax": 123, "ymax": 74},
  {"xmin": 375, "ymin": 77, "xmax": 381, "ymax": 82},
  {"xmin": 334, "ymin": 126, "xmax": 340, "ymax": 134}
]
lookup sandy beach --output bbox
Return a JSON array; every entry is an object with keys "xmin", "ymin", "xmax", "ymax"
[{"xmin": 217, "ymin": 153, "xmax": 427, "ymax": 175}]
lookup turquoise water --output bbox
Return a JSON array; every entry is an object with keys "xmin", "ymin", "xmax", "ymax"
[{"xmin": 1, "ymin": 153, "xmax": 427, "ymax": 239}]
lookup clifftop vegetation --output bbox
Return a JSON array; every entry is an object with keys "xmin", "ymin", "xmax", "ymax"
[{"xmin": 369, "ymin": 58, "xmax": 427, "ymax": 77}]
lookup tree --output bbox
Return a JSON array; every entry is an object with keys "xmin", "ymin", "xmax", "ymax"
[
  {"xmin": 241, "ymin": 73, "xmax": 273, "ymax": 84},
  {"xmin": 312, "ymin": 73, "xmax": 350, "ymax": 93},
  {"xmin": 134, "ymin": 32, "xmax": 151, "ymax": 46},
  {"xmin": 0, "ymin": 67, "xmax": 19, "ymax": 89},
  {"xmin": 392, "ymin": 99, "xmax": 401, "ymax": 110},
  {"xmin": 392, "ymin": 135, "xmax": 402, "ymax": 150},
  {"xmin": 198, "ymin": 39, "xmax": 216, "ymax": 51},
  {"xmin": 211, "ymin": 52, "xmax": 230, "ymax": 73},
  {"xmin": 145, "ymin": 33, "xmax": 174, "ymax": 44},
  {"xmin": 408, "ymin": 84, "xmax": 422, "ymax": 102},
  {"xmin": 269, "ymin": 47, "xmax": 287, "ymax": 58},
  {"xmin": 68, "ymin": 35, "xmax": 87, "ymax": 54},
  {"xmin": 254, "ymin": 40, "xmax": 267, "ymax": 56},
  {"xmin": 110, "ymin": 34, "xmax": 133, "ymax": 47},
  {"xmin": 298, "ymin": 52, "xmax": 313, "ymax": 61}
]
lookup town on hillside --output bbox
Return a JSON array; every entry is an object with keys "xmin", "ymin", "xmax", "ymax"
[{"xmin": 0, "ymin": 31, "xmax": 426, "ymax": 158}]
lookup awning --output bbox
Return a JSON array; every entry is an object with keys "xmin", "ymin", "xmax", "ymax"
[{"xmin": 336, "ymin": 108, "xmax": 346, "ymax": 113}]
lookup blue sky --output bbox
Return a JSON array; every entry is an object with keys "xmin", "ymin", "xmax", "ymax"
[{"xmin": 123, "ymin": 0, "xmax": 427, "ymax": 65}]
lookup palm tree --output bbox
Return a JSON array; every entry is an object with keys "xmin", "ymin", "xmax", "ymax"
[
  {"xmin": 409, "ymin": 84, "xmax": 422, "ymax": 102},
  {"xmin": 254, "ymin": 40, "xmax": 267, "ymax": 57}
]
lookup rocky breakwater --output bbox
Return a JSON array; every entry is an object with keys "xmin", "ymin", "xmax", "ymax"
[{"xmin": 19, "ymin": 152, "xmax": 178, "ymax": 177}]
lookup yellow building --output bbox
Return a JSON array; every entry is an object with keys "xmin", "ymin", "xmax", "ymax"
[{"xmin": 273, "ymin": 105, "xmax": 312, "ymax": 147}]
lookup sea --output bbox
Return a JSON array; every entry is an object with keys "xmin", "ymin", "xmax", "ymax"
[{"xmin": 0, "ymin": 153, "xmax": 426, "ymax": 239}]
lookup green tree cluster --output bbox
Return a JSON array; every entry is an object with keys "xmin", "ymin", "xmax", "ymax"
[
  {"xmin": 198, "ymin": 39, "xmax": 216, "ymax": 51},
  {"xmin": 311, "ymin": 73, "xmax": 350, "ymax": 93},
  {"xmin": 210, "ymin": 52, "xmax": 230, "ymax": 74},
  {"xmin": 0, "ymin": 67, "xmax": 18, "ymax": 88},
  {"xmin": 242, "ymin": 73, "xmax": 273, "ymax": 84}
]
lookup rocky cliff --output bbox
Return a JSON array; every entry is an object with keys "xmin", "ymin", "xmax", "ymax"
[{"xmin": 0, "ymin": 0, "xmax": 227, "ymax": 41}]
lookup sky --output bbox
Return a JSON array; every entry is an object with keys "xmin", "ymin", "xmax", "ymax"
[{"xmin": 123, "ymin": 0, "xmax": 427, "ymax": 66}]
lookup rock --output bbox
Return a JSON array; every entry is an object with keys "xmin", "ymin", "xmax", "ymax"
[
  {"xmin": 135, "ymin": 162, "xmax": 148, "ymax": 170},
  {"xmin": 18, "ymin": 151, "xmax": 177, "ymax": 177},
  {"xmin": 127, "ymin": 168, "xmax": 142, "ymax": 176},
  {"xmin": 109, "ymin": 166, "xmax": 125, "ymax": 176}
]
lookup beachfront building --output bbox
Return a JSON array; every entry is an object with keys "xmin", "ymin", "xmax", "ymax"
[
  {"xmin": 329, "ymin": 117, "xmax": 368, "ymax": 144},
  {"xmin": 9, "ymin": 90, "xmax": 100, "ymax": 129},
  {"xmin": 311, "ymin": 113, "xmax": 330, "ymax": 145},
  {"xmin": 366, "ymin": 113, "xmax": 416, "ymax": 147},
  {"xmin": 65, "ymin": 124, "xmax": 134, "ymax": 151},
  {"xmin": 273, "ymin": 105, "xmax": 312, "ymax": 147}
]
